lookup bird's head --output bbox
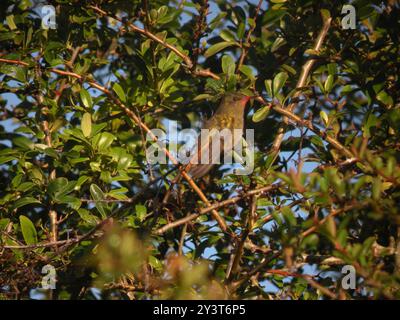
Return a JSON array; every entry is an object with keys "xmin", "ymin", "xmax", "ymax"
[{"xmin": 223, "ymin": 92, "xmax": 252, "ymax": 108}]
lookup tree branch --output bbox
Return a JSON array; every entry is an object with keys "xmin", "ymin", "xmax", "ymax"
[
  {"xmin": 1, "ymin": 218, "xmax": 113, "ymax": 250},
  {"xmin": 269, "ymin": 14, "xmax": 332, "ymax": 157},
  {"xmin": 236, "ymin": 0, "xmax": 263, "ymax": 72},
  {"xmin": 155, "ymin": 183, "xmax": 281, "ymax": 235},
  {"xmin": 88, "ymin": 5, "xmax": 220, "ymax": 80}
]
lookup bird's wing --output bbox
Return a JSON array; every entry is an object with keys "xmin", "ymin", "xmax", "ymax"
[
  {"xmin": 187, "ymin": 129, "xmax": 215, "ymax": 179},
  {"xmin": 188, "ymin": 127, "xmax": 236, "ymax": 179}
]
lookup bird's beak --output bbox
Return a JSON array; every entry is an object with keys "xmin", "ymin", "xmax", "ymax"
[
  {"xmin": 242, "ymin": 96, "xmax": 252, "ymax": 103},
  {"xmin": 241, "ymin": 95, "xmax": 256, "ymax": 105}
]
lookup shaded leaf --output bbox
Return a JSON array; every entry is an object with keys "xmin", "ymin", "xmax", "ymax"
[{"xmin": 19, "ymin": 215, "xmax": 38, "ymax": 245}]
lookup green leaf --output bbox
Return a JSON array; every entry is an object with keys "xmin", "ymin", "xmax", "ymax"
[
  {"xmin": 376, "ymin": 90, "xmax": 394, "ymax": 106},
  {"xmin": 6, "ymin": 15, "xmax": 17, "ymax": 30},
  {"xmin": 320, "ymin": 111, "xmax": 329, "ymax": 126},
  {"xmin": 80, "ymin": 89, "xmax": 93, "ymax": 109},
  {"xmin": 108, "ymin": 188, "xmax": 128, "ymax": 200},
  {"xmin": 363, "ymin": 113, "xmax": 378, "ymax": 138},
  {"xmin": 135, "ymin": 204, "xmax": 147, "ymax": 222},
  {"xmin": 221, "ymin": 55, "xmax": 235, "ymax": 76},
  {"xmin": 193, "ymin": 94, "xmax": 214, "ymax": 101},
  {"xmin": 232, "ymin": 7, "xmax": 246, "ymax": 25},
  {"xmin": 252, "ymin": 105, "xmax": 271, "ymax": 123},
  {"xmin": 43, "ymin": 147, "xmax": 59, "ymax": 159},
  {"xmin": 0, "ymin": 218, "xmax": 10, "ymax": 231},
  {"xmin": 90, "ymin": 184, "xmax": 107, "ymax": 218},
  {"xmin": 239, "ymin": 65, "xmax": 255, "ymax": 80},
  {"xmin": 58, "ymin": 196, "xmax": 81, "ymax": 210},
  {"xmin": 237, "ymin": 22, "xmax": 246, "ymax": 39},
  {"xmin": 81, "ymin": 112, "xmax": 92, "ymax": 137},
  {"xmin": 281, "ymin": 64, "xmax": 296, "ymax": 75},
  {"xmin": 273, "ymin": 72, "xmax": 288, "ymax": 96},
  {"xmin": 113, "ymin": 83, "xmax": 126, "ymax": 103},
  {"xmin": 149, "ymin": 255, "xmax": 163, "ymax": 271},
  {"xmin": 220, "ymin": 30, "xmax": 236, "ymax": 42},
  {"xmin": 327, "ymin": 63, "xmax": 337, "ymax": 76},
  {"xmin": 204, "ymin": 41, "xmax": 236, "ymax": 58},
  {"xmin": 372, "ymin": 178, "xmax": 381, "ymax": 200},
  {"xmin": 48, "ymin": 177, "xmax": 76, "ymax": 201},
  {"xmin": 265, "ymin": 79, "xmax": 273, "ymax": 97},
  {"xmin": 19, "ymin": 215, "xmax": 38, "ymax": 245},
  {"xmin": 0, "ymin": 156, "xmax": 16, "ymax": 165},
  {"xmin": 271, "ymin": 37, "xmax": 286, "ymax": 53},
  {"xmin": 78, "ymin": 208, "xmax": 99, "ymax": 226},
  {"xmin": 324, "ymin": 75, "xmax": 334, "ymax": 93},
  {"xmin": 95, "ymin": 132, "xmax": 115, "ymax": 152},
  {"xmin": 282, "ymin": 206, "xmax": 297, "ymax": 227},
  {"xmin": 0, "ymin": 64, "xmax": 26, "ymax": 82},
  {"xmin": 13, "ymin": 197, "xmax": 41, "ymax": 210}
]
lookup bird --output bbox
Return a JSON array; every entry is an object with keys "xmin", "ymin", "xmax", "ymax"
[{"xmin": 188, "ymin": 92, "xmax": 251, "ymax": 179}]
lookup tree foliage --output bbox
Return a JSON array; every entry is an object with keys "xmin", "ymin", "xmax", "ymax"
[{"xmin": 0, "ymin": 0, "xmax": 399, "ymax": 300}]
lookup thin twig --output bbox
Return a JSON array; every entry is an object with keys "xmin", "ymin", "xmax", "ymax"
[
  {"xmin": 89, "ymin": 5, "xmax": 220, "ymax": 80},
  {"xmin": 0, "ymin": 57, "xmax": 29, "ymax": 66},
  {"xmin": 2, "ymin": 218, "xmax": 112, "ymax": 250},
  {"xmin": 33, "ymin": 57, "xmax": 58, "ymax": 244},
  {"xmin": 190, "ymin": 0, "xmax": 209, "ymax": 71},
  {"xmin": 306, "ymin": 278, "xmax": 337, "ymax": 299},
  {"xmin": 301, "ymin": 201, "xmax": 370, "ymax": 237},
  {"xmin": 55, "ymin": 46, "xmax": 81, "ymax": 102},
  {"xmin": 236, "ymin": 0, "xmax": 263, "ymax": 72},
  {"xmin": 269, "ymin": 102, "xmax": 354, "ymax": 159},
  {"xmin": 155, "ymin": 183, "xmax": 281, "ymax": 235},
  {"xmin": 226, "ymin": 193, "xmax": 258, "ymax": 281},
  {"xmin": 270, "ymin": 14, "xmax": 332, "ymax": 157}
]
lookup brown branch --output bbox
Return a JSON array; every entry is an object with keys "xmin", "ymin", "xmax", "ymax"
[
  {"xmin": 396, "ymin": 227, "xmax": 400, "ymax": 274},
  {"xmin": 269, "ymin": 14, "xmax": 332, "ymax": 157},
  {"xmin": 333, "ymin": 242, "xmax": 395, "ymax": 299},
  {"xmin": 55, "ymin": 46, "xmax": 81, "ymax": 102},
  {"xmin": 226, "ymin": 194, "xmax": 258, "ymax": 281},
  {"xmin": 0, "ymin": 57, "xmax": 29, "ymax": 66},
  {"xmin": 255, "ymin": 98, "xmax": 355, "ymax": 159},
  {"xmin": 32, "ymin": 58, "xmax": 58, "ymax": 244},
  {"xmin": 271, "ymin": 103, "xmax": 354, "ymax": 159},
  {"xmin": 88, "ymin": 5, "xmax": 220, "ymax": 80},
  {"xmin": 190, "ymin": 0, "xmax": 209, "ymax": 71},
  {"xmin": 262, "ymin": 98, "xmax": 400, "ymax": 186},
  {"xmin": 236, "ymin": 0, "xmax": 263, "ymax": 72},
  {"xmin": 231, "ymin": 251, "xmax": 282, "ymax": 290},
  {"xmin": 265, "ymin": 269, "xmax": 314, "ymax": 279},
  {"xmin": 80, "ymin": 198, "xmax": 135, "ymax": 203},
  {"xmin": 306, "ymin": 277, "xmax": 337, "ymax": 299},
  {"xmin": 155, "ymin": 213, "xmax": 200, "ymax": 235},
  {"xmin": 40, "ymin": 47, "xmax": 81, "ymax": 243},
  {"xmin": 178, "ymin": 217, "xmax": 188, "ymax": 256},
  {"xmin": 155, "ymin": 183, "xmax": 281, "ymax": 235},
  {"xmin": 301, "ymin": 201, "xmax": 369, "ymax": 237},
  {"xmin": 2, "ymin": 218, "xmax": 112, "ymax": 250},
  {"xmin": 89, "ymin": 6, "xmax": 192, "ymax": 67},
  {"xmin": 134, "ymin": 105, "xmax": 155, "ymax": 181}
]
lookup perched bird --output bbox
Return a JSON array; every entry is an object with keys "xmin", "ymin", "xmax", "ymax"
[{"xmin": 188, "ymin": 92, "xmax": 251, "ymax": 179}]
